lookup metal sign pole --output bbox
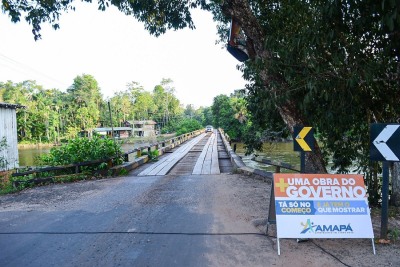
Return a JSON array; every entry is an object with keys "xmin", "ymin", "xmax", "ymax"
[
  {"xmin": 300, "ymin": 151, "xmax": 305, "ymax": 173},
  {"xmin": 267, "ymin": 185, "xmax": 276, "ymax": 235},
  {"xmin": 277, "ymin": 238, "xmax": 281, "ymax": 255},
  {"xmin": 371, "ymin": 238, "xmax": 376, "ymax": 255},
  {"xmin": 370, "ymin": 123, "xmax": 400, "ymax": 240},
  {"xmin": 381, "ymin": 161, "xmax": 390, "ymax": 239}
]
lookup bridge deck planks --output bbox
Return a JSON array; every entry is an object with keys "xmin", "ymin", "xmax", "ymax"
[
  {"xmin": 192, "ymin": 135, "xmax": 212, "ymax": 175},
  {"xmin": 210, "ymin": 131, "xmax": 220, "ymax": 174},
  {"xmin": 138, "ymin": 133, "xmax": 205, "ymax": 176},
  {"xmin": 192, "ymin": 130, "xmax": 220, "ymax": 175}
]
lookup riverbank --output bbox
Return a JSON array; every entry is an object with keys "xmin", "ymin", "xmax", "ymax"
[
  {"xmin": 18, "ymin": 143, "xmax": 57, "ymax": 149},
  {"xmin": 17, "ymin": 133, "xmax": 177, "ymax": 148}
]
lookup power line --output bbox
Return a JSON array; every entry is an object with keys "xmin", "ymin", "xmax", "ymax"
[{"xmin": 0, "ymin": 52, "xmax": 66, "ymax": 88}]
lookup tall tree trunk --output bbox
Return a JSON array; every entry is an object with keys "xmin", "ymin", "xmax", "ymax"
[
  {"xmin": 222, "ymin": 0, "xmax": 326, "ymax": 173},
  {"xmin": 391, "ymin": 162, "xmax": 400, "ymax": 206}
]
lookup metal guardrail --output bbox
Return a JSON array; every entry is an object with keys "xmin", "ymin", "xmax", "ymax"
[
  {"xmin": 12, "ymin": 157, "xmax": 117, "ymax": 188},
  {"xmin": 251, "ymin": 156, "xmax": 300, "ymax": 173}
]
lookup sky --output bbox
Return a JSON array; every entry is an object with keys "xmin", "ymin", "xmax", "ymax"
[{"xmin": 0, "ymin": 3, "xmax": 246, "ymax": 108}]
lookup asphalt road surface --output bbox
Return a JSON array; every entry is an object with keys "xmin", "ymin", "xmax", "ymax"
[{"xmin": 0, "ymin": 172, "xmax": 273, "ymax": 267}]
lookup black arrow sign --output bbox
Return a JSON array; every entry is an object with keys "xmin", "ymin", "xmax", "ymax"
[
  {"xmin": 370, "ymin": 123, "xmax": 400, "ymax": 162},
  {"xmin": 293, "ymin": 126, "xmax": 314, "ymax": 152}
]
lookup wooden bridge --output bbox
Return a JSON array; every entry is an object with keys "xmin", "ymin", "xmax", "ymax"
[
  {"xmin": 12, "ymin": 128, "xmax": 282, "ymax": 190},
  {"xmin": 134, "ymin": 129, "xmax": 233, "ymax": 176}
]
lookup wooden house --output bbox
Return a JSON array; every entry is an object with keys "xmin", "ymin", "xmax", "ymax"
[
  {"xmin": 93, "ymin": 127, "xmax": 133, "ymax": 139},
  {"xmin": 124, "ymin": 120, "xmax": 157, "ymax": 137}
]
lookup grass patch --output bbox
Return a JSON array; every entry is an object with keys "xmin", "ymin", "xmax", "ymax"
[{"xmin": 0, "ymin": 171, "xmax": 110, "ymax": 195}]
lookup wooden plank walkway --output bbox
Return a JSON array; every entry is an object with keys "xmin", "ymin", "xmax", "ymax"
[
  {"xmin": 192, "ymin": 130, "xmax": 220, "ymax": 175},
  {"xmin": 137, "ymin": 133, "xmax": 206, "ymax": 176}
]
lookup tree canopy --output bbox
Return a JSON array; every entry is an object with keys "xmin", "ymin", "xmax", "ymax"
[
  {"xmin": 1, "ymin": 0, "xmax": 210, "ymax": 40},
  {"xmin": 0, "ymin": 76, "xmax": 200, "ymax": 142}
]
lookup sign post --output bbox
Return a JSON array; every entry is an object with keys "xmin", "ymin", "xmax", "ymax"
[
  {"xmin": 381, "ymin": 161, "xmax": 389, "ymax": 238},
  {"xmin": 370, "ymin": 123, "xmax": 400, "ymax": 239},
  {"xmin": 273, "ymin": 173, "xmax": 375, "ymax": 255}
]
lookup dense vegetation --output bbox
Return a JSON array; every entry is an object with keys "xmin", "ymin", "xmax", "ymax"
[
  {"xmin": 0, "ymin": 135, "xmax": 126, "ymax": 194},
  {"xmin": 39, "ymin": 136, "xmax": 123, "ymax": 166},
  {"xmin": 0, "ymin": 76, "xmax": 210, "ymax": 143},
  {"xmin": 211, "ymin": 92, "xmax": 248, "ymax": 142}
]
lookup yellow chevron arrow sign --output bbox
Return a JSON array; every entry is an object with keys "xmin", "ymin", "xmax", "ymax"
[{"xmin": 295, "ymin": 127, "xmax": 313, "ymax": 151}]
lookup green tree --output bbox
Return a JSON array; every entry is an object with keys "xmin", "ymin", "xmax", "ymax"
[
  {"xmin": 67, "ymin": 74, "xmax": 103, "ymax": 132},
  {"xmin": 153, "ymin": 79, "xmax": 182, "ymax": 129},
  {"xmin": 108, "ymin": 90, "xmax": 135, "ymax": 126},
  {"xmin": 133, "ymin": 91, "xmax": 156, "ymax": 120},
  {"xmin": 0, "ymin": 81, "xmax": 69, "ymax": 143},
  {"xmin": 231, "ymin": 1, "xmax": 400, "ymax": 173},
  {"xmin": 200, "ymin": 106, "xmax": 213, "ymax": 127},
  {"xmin": 2, "ymin": 0, "xmax": 200, "ymax": 40},
  {"xmin": 211, "ymin": 94, "xmax": 247, "ymax": 140},
  {"xmin": 174, "ymin": 118, "xmax": 202, "ymax": 136},
  {"xmin": 126, "ymin": 81, "xmax": 145, "ymax": 102},
  {"xmin": 184, "ymin": 104, "xmax": 195, "ymax": 119}
]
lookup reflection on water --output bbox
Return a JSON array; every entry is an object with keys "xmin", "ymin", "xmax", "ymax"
[
  {"xmin": 18, "ymin": 143, "xmax": 145, "ymax": 167},
  {"xmin": 18, "ymin": 147, "xmax": 51, "ymax": 166},
  {"xmin": 233, "ymin": 142, "xmax": 301, "ymax": 173}
]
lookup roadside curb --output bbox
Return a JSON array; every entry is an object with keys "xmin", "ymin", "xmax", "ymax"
[
  {"xmin": 112, "ymin": 130, "xmax": 203, "ymax": 175},
  {"xmin": 218, "ymin": 128, "xmax": 273, "ymax": 183},
  {"xmin": 111, "ymin": 155, "xmax": 149, "ymax": 175}
]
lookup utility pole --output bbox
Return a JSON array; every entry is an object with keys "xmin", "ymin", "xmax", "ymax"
[{"xmin": 108, "ymin": 101, "xmax": 115, "ymax": 139}]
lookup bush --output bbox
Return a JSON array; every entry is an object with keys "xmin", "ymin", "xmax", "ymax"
[
  {"xmin": 141, "ymin": 150, "xmax": 159, "ymax": 161},
  {"xmin": 38, "ymin": 136, "xmax": 123, "ymax": 166},
  {"xmin": 0, "ymin": 137, "xmax": 8, "ymax": 171},
  {"xmin": 175, "ymin": 119, "xmax": 202, "ymax": 136}
]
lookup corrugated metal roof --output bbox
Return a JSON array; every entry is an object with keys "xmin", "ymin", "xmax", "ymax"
[
  {"xmin": 127, "ymin": 120, "xmax": 157, "ymax": 125},
  {"xmin": 94, "ymin": 127, "xmax": 133, "ymax": 132},
  {"xmin": 0, "ymin": 102, "xmax": 25, "ymax": 109}
]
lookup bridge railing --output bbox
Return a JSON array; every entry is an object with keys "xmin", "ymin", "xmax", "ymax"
[
  {"xmin": 12, "ymin": 129, "xmax": 204, "ymax": 187},
  {"xmin": 251, "ymin": 156, "xmax": 300, "ymax": 173},
  {"xmin": 219, "ymin": 128, "xmax": 299, "ymax": 181},
  {"xmin": 123, "ymin": 129, "xmax": 203, "ymax": 160}
]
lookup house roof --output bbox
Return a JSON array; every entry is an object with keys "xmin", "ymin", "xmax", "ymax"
[
  {"xmin": 128, "ymin": 120, "xmax": 157, "ymax": 125},
  {"xmin": 94, "ymin": 127, "xmax": 133, "ymax": 132},
  {"xmin": 0, "ymin": 102, "xmax": 25, "ymax": 109}
]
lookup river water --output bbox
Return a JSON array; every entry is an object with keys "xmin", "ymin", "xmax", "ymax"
[
  {"xmin": 17, "ymin": 143, "xmax": 141, "ymax": 166},
  {"xmin": 18, "ymin": 142, "xmax": 301, "ymax": 171},
  {"xmin": 233, "ymin": 142, "xmax": 300, "ymax": 172},
  {"xmin": 18, "ymin": 146, "xmax": 52, "ymax": 166}
]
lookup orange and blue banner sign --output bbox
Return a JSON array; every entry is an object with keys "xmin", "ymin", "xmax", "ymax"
[{"xmin": 274, "ymin": 173, "xmax": 374, "ymax": 239}]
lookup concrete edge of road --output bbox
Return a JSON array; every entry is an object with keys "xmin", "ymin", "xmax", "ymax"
[
  {"xmin": 218, "ymin": 129, "xmax": 274, "ymax": 183},
  {"xmin": 111, "ymin": 155, "xmax": 149, "ymax": 175}
]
